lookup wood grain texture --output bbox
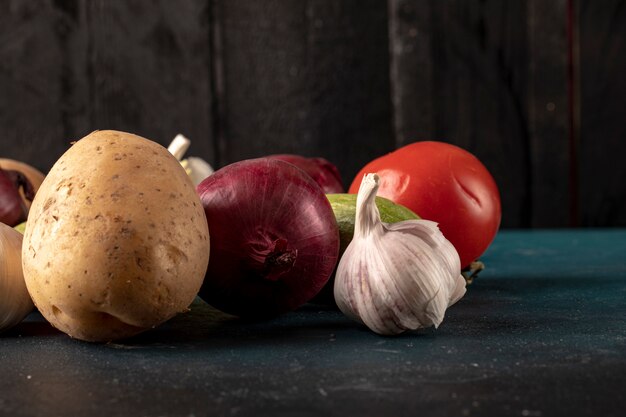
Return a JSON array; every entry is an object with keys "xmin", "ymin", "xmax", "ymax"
[
  {"xmin": 213, "ymin": 0, "xmax": 393, "ymax": 185},
  {"xmin": 526, "ymin": 0, "xmax": 571, "ymax": 227},
  {"xmin": 388, "ymin": 0, "xmax": 434, "ymax": 144},
  {"xmin": 86, "ymin": 0, "xmax": 215, "ymax": 162},
  {"xmin": 1, "ymin": 0, "xmax": 625, "ymax": 227},
  {"xmin": 578, "ymin": 0, "xmax": 626, "ymax": 226},
  {"xmin": 0, "ymin": 0, "xmax": 215, "ymax": 168},
  {"xmin": 389, "ymin": 0, "xmax": 534, "ymax": 228},
  {"xmin": 0, "ymin": 0, "xmax": 89, "ymax": 172}
]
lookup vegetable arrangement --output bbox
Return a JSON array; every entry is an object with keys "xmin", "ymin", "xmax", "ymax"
[
  {"xmin": 349, "ymin": 141, "xmax": 501, "ymax": 270},
  {"xmin": 0, "ymin": 130, "xmax": 501, "ymax": 341}
]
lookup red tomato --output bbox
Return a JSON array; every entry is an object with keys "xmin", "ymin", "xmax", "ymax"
[{"xmin": 349, "ymin": 141, "xmax": 501, "ymax": 268}]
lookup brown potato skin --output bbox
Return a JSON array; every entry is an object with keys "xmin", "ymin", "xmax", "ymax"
[{"xmin": 22, "ymin": 130, "xmax": 209, "ymax": 342}]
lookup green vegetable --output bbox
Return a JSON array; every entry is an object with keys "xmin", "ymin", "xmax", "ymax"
[
  {"xmin": 327, "ymin": 193, "xmax": 420, "ymax": 255},
  {"xmin": 14, "ymin": 222, "xmax": 26, "ymax": 234}
]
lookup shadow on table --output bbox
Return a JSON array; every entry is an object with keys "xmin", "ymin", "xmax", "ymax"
[
  {"xmin": 2, "ymin": 299, "xmax": 420, "ymax": 349},
  {"xmin": 111, "ymin": 301, "xmax": 367, "ymax": 349},
  {"xmin": 7, "ymin": 272, "xmax": 620, "ymax": 350}
]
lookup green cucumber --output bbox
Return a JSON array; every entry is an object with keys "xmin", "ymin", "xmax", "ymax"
[
  {"xmin": 14, "ymin": 222, "xmax": 26, "ymax": 234},
  {"xmin": 327, "ymin": 193, "xmax": 420, "ymax": 255}
]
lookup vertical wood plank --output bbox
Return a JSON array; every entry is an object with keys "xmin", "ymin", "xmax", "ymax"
[
  {"xmin": 389, "ymin": 0, "xmax": 534, "ymax": 228},
  {"xmin": 388, "ymin": 0, "xmax": 435, "ymax": 143},
  {"xmin": 214, "ymin": 0, "xmax": 393, "ymax": 184},
  {"xmin": 86, "ymin": 0, "xmax": 215, "ymax": 162},
  {"xmin": 526, "ymin": 0, "xmax": 571, "ymax": 227},
  {"xmin": 0, "ymin": 0, "xmax": 90, "ymax": 171},
  {"xmin": 3, "ymin": 0, "xmax": 623, "ymax": 228},
  {"xmin": 578, "ymin": 0, "xmax": 626, "ymax": 226}
]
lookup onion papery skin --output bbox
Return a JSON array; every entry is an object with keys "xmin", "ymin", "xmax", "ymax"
[
  {"xmin": 268, "ymin": 154, "xmax": 344, "ymax": 194},
  {"xmin": 197, "ymin": 158, "xmax": 340, "ymax": 318},
  {"xmin": 0, "ymin": 169, "xmax": 27, "ymax": 227}
]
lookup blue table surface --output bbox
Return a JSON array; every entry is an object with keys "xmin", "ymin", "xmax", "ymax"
[{"xmin": 1, "ymin": 229, "xmax": 625, "ymax": 417}]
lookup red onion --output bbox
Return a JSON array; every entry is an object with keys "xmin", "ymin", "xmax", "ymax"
[
  {"xmin": 268, "ymin": 154, "xmax": 345, "ymax": 194},
  {"xmin": 197, "ymin": 158, "xmax": 340, "ymax": 318},
  {"xmin": 0, "ymin": 168, "xmax": 34, "ymax": 227}
]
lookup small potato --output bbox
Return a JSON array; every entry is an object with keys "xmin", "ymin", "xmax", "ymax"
[{"xmin": 22, "ymin": 130, "xmax": 210, "ymax": 342}]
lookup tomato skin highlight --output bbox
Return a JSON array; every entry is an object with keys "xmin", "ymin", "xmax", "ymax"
[{"xmin": 349, "ymin": 141, "xmax": 501, "ymax": 269}]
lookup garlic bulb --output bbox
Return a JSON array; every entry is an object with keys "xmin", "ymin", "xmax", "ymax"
[
  {"xmin": 168, "ymin": 134, "xmax": 214, "ymax": 185},
  {"xmin": 334, "ymin": 173, "xmax": 466, "ymax": 335},
  {"xmin": 0, "ymin": 222, "xmax": 34, "ymax": 332},
  {"xmin": 182, "ymin": 156, "xmax": 214, "ymax": 186}
]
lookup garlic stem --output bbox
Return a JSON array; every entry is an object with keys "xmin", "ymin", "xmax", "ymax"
[
  {"xmin": 354, "ymin": 173, "xmax": 383, "ymax": 238},
  {"xmin": 167, "ymin": 134, "xmax": 191, "ymax": 161},
  {"xmin": 167, "ymin": 134, "xmax": 214, "ymax": 185}
]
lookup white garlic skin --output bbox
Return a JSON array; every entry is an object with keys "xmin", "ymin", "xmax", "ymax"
[
  {"xmin": 0, "ymin": 223, "xmax": 34, "ymax": 331},
  {"xmin": 167, "ymin": 134, "xmax": 214, "ymax": 186},
  {"xmin": 184, "ymin": 156, "xmax": 214, "ymax": 185},
  {"xmin": 334, "ymin": 173, "xmax": 466, "ymax": 335}
]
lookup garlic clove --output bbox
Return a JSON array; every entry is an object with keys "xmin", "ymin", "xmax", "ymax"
[
  {"xmin": 388, "ymin": 219, "xmax": 467, "ymax": 307},
  {"xmin": 167, "ymin": 134, "xmax": 214, "ymax": 185},
  {"xmin": 185, "ymin": 156, "xmax": 214, "ymax": 185},
  {"xmin": 334, "ymin": 173, "xmax": 466, "ymax": 335},
  {"xmin": 0, "ymin": 222, "xmax": 34, "ymax": 332},
  {"xmin": 167, "ymin": 134, "xmax": 191, "ymax": 161}
]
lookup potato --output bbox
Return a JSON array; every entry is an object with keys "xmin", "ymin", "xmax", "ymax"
[{"xmin": 22, "ymin": 130, "xmax": 210, "ymax": 342}]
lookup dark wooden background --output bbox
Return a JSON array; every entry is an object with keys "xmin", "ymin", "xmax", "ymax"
[{"xmin": 1, "ymin": 0, "xmax": 624, "ymax": 228}]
